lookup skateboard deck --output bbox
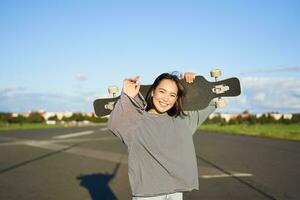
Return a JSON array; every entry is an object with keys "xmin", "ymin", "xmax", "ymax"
[{"xmin": 94, "ymin": 75, "xmax": 241, "ymax": 117}]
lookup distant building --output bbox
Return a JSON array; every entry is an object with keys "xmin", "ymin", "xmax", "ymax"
[
  {"xmin": 43, "ymin": 112, "xmax": 74, "ymax": 120},
  {"xmin": 209, "ymin": 112, "xmax": 293, "ymax": 122},
  {"xmin": 209, "ymin": 112, "xmax": 250, "ymax": 122},
  {"xmin": 12, "ymin": 112, "xmax": 30, "ymax": 117}
]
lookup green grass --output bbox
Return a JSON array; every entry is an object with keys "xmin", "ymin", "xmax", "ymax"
[
  {"xmin": 0, "ymin": 123, "xmax": 67, "ymax": 131},
  {"xmin": 200, "ymin": 124, "xmax": 300, "ymax": 141},
  {"xmin": 0, "ymin": 123, "xmax": 103, "ymax": 131}
]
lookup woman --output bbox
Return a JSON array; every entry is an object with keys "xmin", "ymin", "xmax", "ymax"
[{"xmin": 107, "ymin": 72, "xmax": 215, "ymax": 200}]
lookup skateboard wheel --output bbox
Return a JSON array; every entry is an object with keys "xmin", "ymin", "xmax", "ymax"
[
  {"xmin": 108, "ymin": 86, "xmax": 119, "ymax": 94},
  {"xmin": 210, "ymin": 69, "xmax": 222, "ymax": 78},
  {"xmin": 105, "ymin": 102, "xmax": 115, "ymax": 110},
  {"xmin": 215, "ymin": 98, "xmax": 226, "ymax": 108}
]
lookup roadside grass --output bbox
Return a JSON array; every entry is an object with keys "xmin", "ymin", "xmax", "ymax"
[
  {"xmin": 2, "ymin": 123, "xmax": 300, "ymax": 142},
  {"xmin": 0, "ymin": 123, "xmax": 102, "ymax": 131},
  {"xmin": 200, "ymin": 123, "xmax": 300, "ymax": 142}
]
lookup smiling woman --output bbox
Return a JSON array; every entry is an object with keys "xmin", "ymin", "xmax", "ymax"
[{"xmin": 107, "ymin": 72, "xmax": 216, "ymax": 200}]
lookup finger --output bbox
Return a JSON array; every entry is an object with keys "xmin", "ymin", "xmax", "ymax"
[
  {"xmin": 134, "ymin": 76, "xmax": 140, "ymax": 84},
  {"xmin": 190, "ymin": 73, "xmax": 195, "ymax": 82},
  {"xmin": 132, "ymin": 76, "xmax": 139, "ymax": 82},
  {"xmin": 187, "ymin": 73, "xmax": 192, "ymax": 83},
  {"xmin": 184, "ymin": 73, "xmax": 188, "ymax": 83},
  {"xmin": 188, "ymin": 73, "xmax": 195, "ymax": 83},
  {"xmin": 132, "ymin": 77, "xmax": 140, "ymax": 88},
  {"xmin": 184, "ymin": 73, "xmax": 188, "ymax": 81},
  {"xmin": 123, "ymin": 78, "xmax": 130, "ymax": 85},
  {"xmin": 136, "ymin": 82, "xmax": 141, "ymax": 91},
  {"xmin": 124, "ymin": 76, "xmax": 139, "ymax": 84}
]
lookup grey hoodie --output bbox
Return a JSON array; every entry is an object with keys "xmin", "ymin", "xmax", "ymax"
[{"xmin": 107, "ymin": 92, "xmax": 215, "ymax": 197}]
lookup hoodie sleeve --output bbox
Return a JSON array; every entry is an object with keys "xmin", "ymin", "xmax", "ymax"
[
  {"xmin": 107, "ymin": 92, "xmax": 146, "ymax": 145},
  {"xmin": 184, "ymin": 101, "xmax": 216, "ymax": 134}
]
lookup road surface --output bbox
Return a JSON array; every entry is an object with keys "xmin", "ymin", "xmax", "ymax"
[{"xmin": 0, "ymin": 125, "xmax": 299, "ymax": 200}]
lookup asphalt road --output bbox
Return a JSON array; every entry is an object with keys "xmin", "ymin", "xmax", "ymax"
[{"xmin": 0, "ymin": 125, "xmax": 299, "ymax": 200}]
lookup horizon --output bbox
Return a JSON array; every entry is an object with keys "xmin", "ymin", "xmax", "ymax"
[{"xmin": 2, "ymin": 109, "xmax": 299, "ymax": 115}]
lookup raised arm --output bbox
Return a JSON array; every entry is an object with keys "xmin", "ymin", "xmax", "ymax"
[
  {"xmin": 107, "ymin": 76, "xmax": 146, "ymax": 144},
  {"xmin": 181, "ymin": 72, "xmax": 216, "ymax": 134}
]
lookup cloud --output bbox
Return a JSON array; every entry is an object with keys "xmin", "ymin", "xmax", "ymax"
[
  {"xmin": 240, "ymin": 77, "xmax": 300, "ymax": 112},
  {"xmin": 291, "ymin": 88, "xmax": 300, "ymax": 97},
  {"xmin": 0, "ymin": 84, "xmax": 115, "ymax": 112},
  {"xmin": 0, "ymin": 87, "xmax": 26, "ymax": 96},
  {"xmin": 85, "ymin": 93, "xmax": 111, "ymax": 103},
  {"xmin": 75, "ymin": 74, "xmax": 88, "ymax": 82},
  {"xmin": 220, "ymin": 76, "xmax": 300, "ymax": 113},
  {"xmin": 240, "ymin": 66, "xmax": 300, "ymax": 74},
  {"xmin": 0, "ymin": 90, "xmax": 93, "ymax": 112},
  {"xmin": 253, "ymin": 92, "xmax": 266, "ymax": 102}
]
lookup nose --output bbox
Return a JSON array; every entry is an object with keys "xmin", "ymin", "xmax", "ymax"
[{"xmin": 161, "ymin": 94, "xmax": 170, "ymax": 102}]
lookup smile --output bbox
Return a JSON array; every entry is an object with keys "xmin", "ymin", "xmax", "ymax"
[{"xmin": 159, "ymin": 101, "xmax": 169, "ymax": 107}]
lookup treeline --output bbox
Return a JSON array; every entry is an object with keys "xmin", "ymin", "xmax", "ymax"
[
  {"xmin": 0, "ymin": 112, "xmax": 108, "ymax": 124},
  {"xmin": 1, "ymin": 112, "xmax": 299, "ymax": 125},
  {"xmin": 205, "ymin": 113, "xmax": 300, "ymax": 125}
]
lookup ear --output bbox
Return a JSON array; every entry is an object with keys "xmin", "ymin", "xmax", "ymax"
[{"xmin": 151, "ymin": 90, "xmax": 154, "ymax": 97}]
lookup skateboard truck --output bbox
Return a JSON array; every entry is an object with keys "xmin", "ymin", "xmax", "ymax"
[
  {"xmin": 210, "ymin": 69, "xmax": 222, "ymax": 81},
  {"xmin": 210, "ymin": 69, "xmax": 227, "ymax": 108},
  {"xmin": 212, "ymin": 84, "xmax": 229, "ymax": 94},
  {"xmin": 108, "ymin": 86, "xmax": 119, "ymax": 97}
]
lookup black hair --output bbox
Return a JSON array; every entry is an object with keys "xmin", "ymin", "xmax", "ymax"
[{"xmin": 145, "ymin": 73, "xmax": 187, "ymax": 117}]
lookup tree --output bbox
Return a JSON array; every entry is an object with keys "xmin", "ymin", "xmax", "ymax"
[
  {"xmin": 291, "ymin": 114, "xmax": 300, "ymax": 124},
  {"xmin": 70, "ymin": 113, "xmax": 85, "ymax": 122},
  {"xmin": 204, "ymin": 115, "xmax": 226, "ymax": 125},
  {"xmin": 26, "ymin": 112, "xmax": 45, "ymax": 123},
  {"xmin": 242, "ymin": 110, "xmax": 249, "ymax": 114},
  {"xmin": 245, "ymin": 115, "xmax": 257, "ymax": 125},
  {"xmin": 48, "ymin": 115, "xmax": 59, "ymax": 122},
  {"xmin": 0, "ymin": 113, "xmax": 11, "ymax": 123}
]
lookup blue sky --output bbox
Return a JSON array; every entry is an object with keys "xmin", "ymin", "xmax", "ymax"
[{"xmin": 0, "ymin": 0, "xmax": 299, "ymax": 113}]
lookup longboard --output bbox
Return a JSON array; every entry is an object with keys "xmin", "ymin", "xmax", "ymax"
[{"xmin": 93, "ymin": 75, "xmax": 241, "ymax": 117}]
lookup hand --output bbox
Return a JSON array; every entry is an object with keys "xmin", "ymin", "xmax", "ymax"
[
  {"xmin": 183, "ymin": 72, "xmax": 196, "ymax": 83},
  {"xmin": 123, "ymin": 76, "xmax": 140, "ymax": 98}
]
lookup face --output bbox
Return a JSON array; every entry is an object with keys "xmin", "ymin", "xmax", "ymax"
[{"xmin": 150, "ymin": 79, "xmax": 178, "ymax": 114}]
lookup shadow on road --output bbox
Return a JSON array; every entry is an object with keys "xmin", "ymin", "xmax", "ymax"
[
  {"xmin": 77, "ymin": 162, "xmax": 121, "ymax": 200},
  {"xmin": 77, "ymin": 173, "xmax": 118, "ymax": 200}
]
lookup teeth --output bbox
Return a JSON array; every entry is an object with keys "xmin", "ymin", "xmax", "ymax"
[{"xmin": 160, "ymin": 102, "xmax": 168, "ymax": 107}]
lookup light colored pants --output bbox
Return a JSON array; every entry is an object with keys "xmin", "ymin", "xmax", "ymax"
[{"xmin": 132, "ymin": 192, "xmax": 183, "ymax": 200}]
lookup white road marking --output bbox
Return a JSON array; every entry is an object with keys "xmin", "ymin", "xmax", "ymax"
[
  {"xmin": 0, "ymin": 141, "xmax": 31, "ymax": 146},
  {"xmin": 198, "ymin": 166, "xmax": 253, "ymax": 179},
  {"xmin": 99, "ymin": 127, "xmax": 108, "ymax": 131},
  {"xmin": 25, "ymin": 141, "xmax": 66, "ymax": 149},
  {"xmin": 50, "ymin": 137, "xmax": 117, "ymax": 143},
  {"xmin": 53, "ymin": 130, "xmax": 95, "ymax": 139},
  {"xmin": 201, "ymin": 173, "xmax": 253, "ymax": 179},
  {"xmin": 0, "ymin": 137, "xmax": 117, "ymax": 146},
  {"xmin": 24, "ymin": 140, "xmax": 127, "ymax": 164}
]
